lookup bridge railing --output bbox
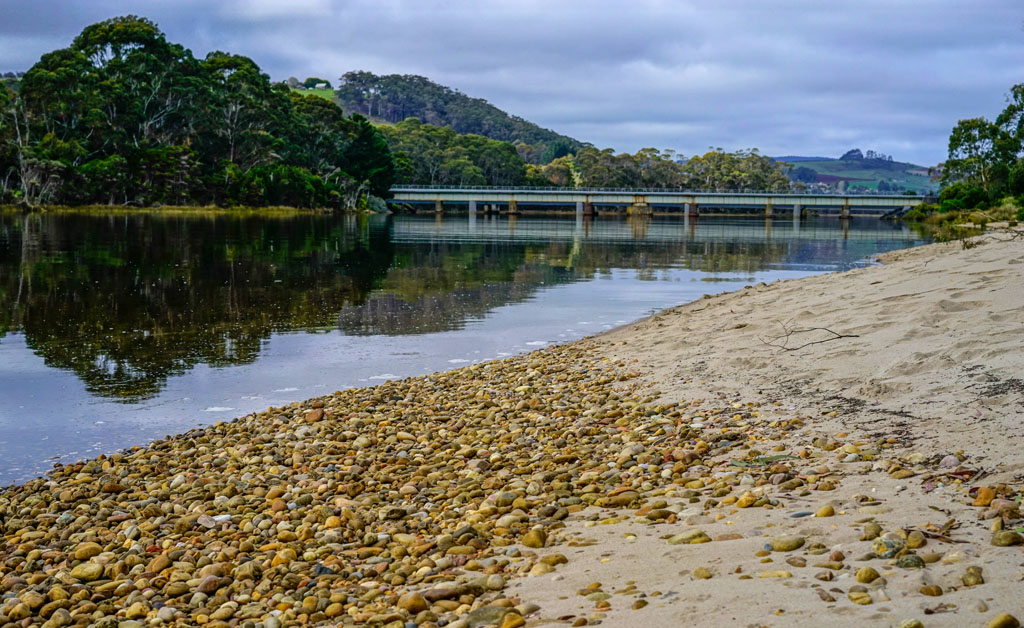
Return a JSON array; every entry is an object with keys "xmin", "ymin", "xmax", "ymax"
[{"xmin": 389, "ymin": 184, "xmax": 923, "ymax": 198}]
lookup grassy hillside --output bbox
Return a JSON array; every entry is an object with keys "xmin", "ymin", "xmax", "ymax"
[
  {"xmin": 781, "ymin": 155, "xmax": 938, "ymax": 194},
  {"xmin": 289, "ymin": 87, "xmax": 334, "ymax": 101}
]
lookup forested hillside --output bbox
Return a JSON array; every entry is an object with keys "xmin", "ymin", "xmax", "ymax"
[
  {"xmin": 334, "ymin": 71, "xmax": 585, "ymax": 164},
  {"xmin": 0, "ymin": 17, "xmax": 394, "ymax": 209}
]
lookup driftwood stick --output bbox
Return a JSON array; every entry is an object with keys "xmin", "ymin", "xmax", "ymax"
[{"xmin": 760, "ymin": 320, "xmax": 860, "ymax": 352}]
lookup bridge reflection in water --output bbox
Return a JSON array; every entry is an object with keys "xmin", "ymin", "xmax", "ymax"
[{"xmin": 393, "ymin": 212, "xmax": 919, "ymax": 246}]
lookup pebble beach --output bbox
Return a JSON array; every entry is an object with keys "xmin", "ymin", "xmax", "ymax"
[{"xmin": 2, "ymin": 229, "xmax": 1023, "ymax": 628}]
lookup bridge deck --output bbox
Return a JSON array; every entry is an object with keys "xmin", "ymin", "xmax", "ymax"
[{"xmin": 388, "ymin": 186, "xmax": 923, "ymax": 216}]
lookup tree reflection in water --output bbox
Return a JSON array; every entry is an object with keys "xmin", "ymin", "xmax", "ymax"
[{"xmin": 0, "ymin": 211, "xmax": 923, "ymax": 402}]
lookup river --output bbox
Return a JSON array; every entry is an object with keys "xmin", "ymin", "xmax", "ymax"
[{"xmin": 0, "ymin": 211, "xmax": 928, "ymax": 484}]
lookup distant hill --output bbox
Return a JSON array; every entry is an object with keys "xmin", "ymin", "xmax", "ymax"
[
  {"xmin": 776, "ymin": 150, "xmax": 938, "ymax": 194},
  {"xmin": 773, "ymin": 155, "xmax": 834, "ymax": 163},
  {"xmin": 333, "ymin": 71, "xmax": 586, "ymax": 164}
]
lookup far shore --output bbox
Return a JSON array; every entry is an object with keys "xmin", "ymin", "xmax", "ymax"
[{"xmin": 0, "ymin": 228, "xmax": 1020, "ymax": 628}]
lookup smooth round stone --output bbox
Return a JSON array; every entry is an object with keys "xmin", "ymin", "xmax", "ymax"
[
  {"xmin": 521, "ymin": 529, "xmax": 547, "ymax": 548},
  {"xmin": 987, "ymin": 613, "xmax": 1021, "ymax": 628},
  {"xmin": 896, "ymin": 554, "xmax": 925, "ymax": 569},
  {"xmin": 485, "ymin": 574, "xmax": 505, "ymax": 590},
  {"xmin": 74, "ymin": 542, "xmax": 103, "ymax": 560},
  {"xmin": 69, "ymin": 562, "xmax": 104, "ymax": 581},
  {"xmin": 855, "ymin": 566, "xmax": 879, "ymax": 583},
  {"xmin": 769, "ymin": 536, "xmax": 805, "ymax": 552},
  {"xmin": 872, "ymin": 533, "xmax": 905, "ymax": 558},
  {"xmin": 991, "ymin": 531, "xmax": 1023, "ymax": 547}
]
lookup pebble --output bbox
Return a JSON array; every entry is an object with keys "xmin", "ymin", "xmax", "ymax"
[
  {"xmin": 895, "ymin": 554, "xmax": 925, "ymax": 569},
  {"xmin": 668, "ymin": 529, "xmax": 711, "ymax": 545},
  {"xmin": 769, "ymin": 535, "xmax": 805, "ymax": 552},
  {"xmin": 963, "ymin": 565, "xmax": 985, "ymax": 587},
  {"xmin": 855, "ymin": 566, "xmax": 880, "ymax": 583},
  {"xmin": 988, "ymin": 613, "xmax": 1021, "ymax": 628},
  {"xmin": 398, "ymin": 593, "xmax": 429, "ymax": 614},
  {"xmin": 991, "ymin": 531, "xmax": 1023, "ymax": 546},
  {"xmin": 522, "ymin": 529, "xmax": 548, "ymax": 549},
  {"xmin": 872, "ymin": 532, "xmax": 906, "ymax": 558}
]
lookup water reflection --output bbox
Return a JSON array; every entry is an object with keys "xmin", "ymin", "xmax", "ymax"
[{"xmin": 0, "ymin": 212, "xmax": 925, "ymax": 403}]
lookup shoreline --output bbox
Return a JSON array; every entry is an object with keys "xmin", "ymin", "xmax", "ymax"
[{"xmin": 1, "ymin": 230, "xmax": 1022, "ymax": 628}]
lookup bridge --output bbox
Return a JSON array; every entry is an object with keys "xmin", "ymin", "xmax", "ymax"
[{"xmin": 389, "ymin": 185, "xmax": 925, "ymax": 218}]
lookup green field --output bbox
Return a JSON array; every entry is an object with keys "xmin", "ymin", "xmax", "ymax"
[
  {"xmin": 786, "ymin": 158, "xmax": 938, "ymax": 194},
  {"xmin": 290, "ymin": 87, "xmax": 335, "ymax": 101}
]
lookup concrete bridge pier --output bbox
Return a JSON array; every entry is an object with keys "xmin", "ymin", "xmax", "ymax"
[
  {"xmin": 507, "ymin": 200, "xmax": 520, "ymax": 215},
  {"xmin": 628, "ymin": 202, "xmax": 652, "ymax": 216},
  {"xmin": 684, "ymin": 202, "xmax": 698, "ymax": 217},
  {"xmin": 434, "ymin": 200, "xmax": 444, "ymax": 213},
  {"xmin": 841, "ymin": 203, "xmax": 851, "ymax": 219},
  {"xmin": 468, "ymin": 200, "xmax": 477, "ymax": 215},
  {"xmin": 765, "ymin": 203, "xmax": 774, "ymax": 217},
  {"xmin": 576, "ymin": 201, "xmax": 584, "ymax": 215},
  {"xmin": 793, "ymin": 203, "xmax": 803, "ymax": 218},
  {"xmin": 583, "ymin": 202, "xmax": 595, "ymax": 216}
]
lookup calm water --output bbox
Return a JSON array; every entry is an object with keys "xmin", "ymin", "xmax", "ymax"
[{"xmin": 0, "ymin": 211, "xmax": 928, "ymax": 484}]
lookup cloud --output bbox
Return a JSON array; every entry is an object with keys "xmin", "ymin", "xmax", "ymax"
[
  {"xmin": 221, "ymin": 0, "xmax": 331, "ymax": 20},
  {"xmin": 1, "ymin": 0, "xmax": 1022, "ymax": 165}
]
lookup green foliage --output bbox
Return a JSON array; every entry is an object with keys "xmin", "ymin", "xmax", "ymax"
[
  {"xmin": 0, "ymin": 16, "xmax": 395, "ymax": 209},
  {"xmin": 303, "ymin": 77, "xmax": 331, "ymax": 89},
  {"xmin": 939, "ymin": 82, "xmax": 1024, "ymax": 209},
  {"xmin": 335, "ymin": 71, "xmax": 584, "ymax": 163},
  {"xmin": 532, "ymin": 147, "xmax": 792, "ymax": 191},
  {"xmin": 379, "ymin": 118, "xmax": 525, "ymax": 186},
  {"xmin": 938, "ymin": 181, "xmax": 988, "ymax": 212}
]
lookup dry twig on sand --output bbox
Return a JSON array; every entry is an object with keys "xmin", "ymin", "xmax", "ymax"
[{"xmin": 760, "ymin": 320, "xmax": 860, "ymax": 352}]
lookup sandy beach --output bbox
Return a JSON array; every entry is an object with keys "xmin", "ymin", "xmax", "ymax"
[
  {"xmin": 514, "ymin": 229, "xmax": 1024, "ymax": 627},
  {"xmin": 1, "ymin": 229, "xmax": 1022, "ymax": 628}
]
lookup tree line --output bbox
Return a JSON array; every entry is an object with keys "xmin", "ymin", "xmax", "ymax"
[
  {"xmin": 0, "ymin": 16, "xmax": 395, "ymax": 209},
  {"xmin": 937, "ymin": 83, "xmax": 1023, "ymax": 214},
  {"xmin": 530, "ymin": 147, "xmax": 792, "ymax": 191}
]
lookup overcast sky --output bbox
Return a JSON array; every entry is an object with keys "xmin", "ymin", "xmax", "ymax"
[{"xmin": 2, "ymin": 1, "xmax": 1021, "ymax": 165}]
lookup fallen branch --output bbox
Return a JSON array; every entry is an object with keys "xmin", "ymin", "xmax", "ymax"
[{"xmin": 760, "ymin": 320, "xmax": 860, "ymax": 352}]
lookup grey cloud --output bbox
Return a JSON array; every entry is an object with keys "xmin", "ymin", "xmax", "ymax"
[{"xmin": 2, "ymin": 0, "xmax": 1022, "ymax": 164}]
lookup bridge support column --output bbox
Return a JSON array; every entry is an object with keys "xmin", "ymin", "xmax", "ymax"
[
  {"xmin": 841, "ymin": 203, "xmax": 850, "ymax": 219},
  {"xmin": 583, "ymin": 202, "xmax": 594, "ymax": 216},
  {"xmin": 792, "ymin": 203, "xmax": 803, "ymax": 218},
  {"xmin": 507, "ymin": 200, "xmax": 519, "ymax": 215},
  {"xmin": 765, "ymin": 203, "xmax": 774, "ymax": 217},
  {"xmin": 628, "ymin": 203, "xmax": 651, "ymax": 216},
  {"xmin": 468, "ymin": 200, "xmax": 477, "ymax": 215},
  {"xmin": 576, "ymin": 201, "xmax": 584, "ymax": 215},
  {"xmin": 684, "ymin": 203, "xmax": 698, "ymax": 217},
  {"xmin": 435, "ymin": 200, "xmax": 444, "ymax": 213}
]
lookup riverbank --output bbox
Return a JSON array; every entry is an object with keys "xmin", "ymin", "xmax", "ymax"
[
  {"xmin": 0, "ymin": 230, "xmax": 1021, "ymax": 628},
  {"xmin": 0, "ymin": 205, "xmax": 379, "ymax": 216}
]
